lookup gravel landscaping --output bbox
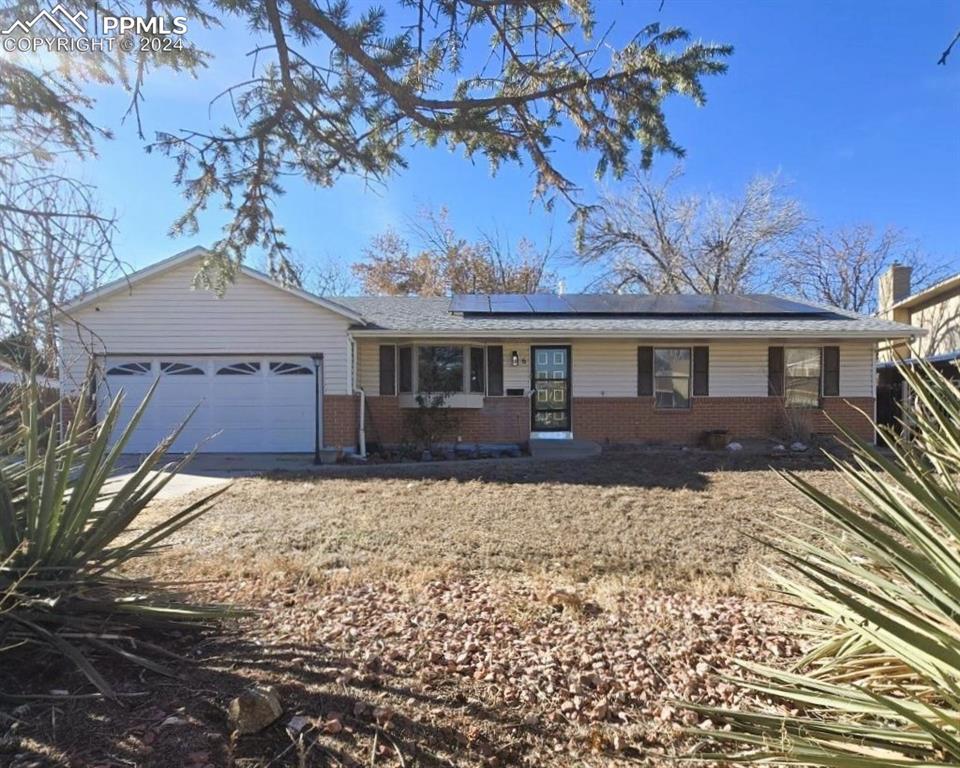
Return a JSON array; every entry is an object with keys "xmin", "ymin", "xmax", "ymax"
[{"xmin": 4, "ymin": 448, "xmax": 847, "ymax": 767}]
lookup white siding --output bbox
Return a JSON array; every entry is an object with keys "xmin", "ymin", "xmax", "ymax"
[
  {"xmin": 357, "ymin": 340, "xmax": 382, "ymax": 394},
  {"xmin": 353, "ymin": 338, "xmax": 877, "ymax": 400},
  {"xmin": 709, "ymin": 341, "xmax": 770, "ymax": 397},
  {"xmin": 571, "ymin": 341, "xmax": 634, "ymax": 396},
  {"xmin": 58, "ymin": 257, "xmax": 353, "ymax": 395},
  {"xmin": 837, "ymin": 341, "xmax": 876, "ymax": 397},
  {"xmin": 503, "ymin": 342, "xmax": 530, "ymax": 393}
]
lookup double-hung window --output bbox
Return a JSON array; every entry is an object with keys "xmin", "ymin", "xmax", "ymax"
[
  {"xmin": 784, "ymin": 347, "xmax": 821, "ymax": 408},
  {"xmin": 653, "ymin": 348, "xmax": 691, "ymax": 409}
]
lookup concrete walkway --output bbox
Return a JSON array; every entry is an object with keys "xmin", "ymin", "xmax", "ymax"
[
  {"xmin": 529, "ymin": 439, "xmax": 602, "ymax": 460},
  {"xmin": 108, "ymin": 453, "xmax": 335, "ymax": 500}
]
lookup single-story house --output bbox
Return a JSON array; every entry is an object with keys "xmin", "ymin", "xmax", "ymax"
[{"xmin": 56, "ymin": 246, "xmax": 920, "ymax": 454}]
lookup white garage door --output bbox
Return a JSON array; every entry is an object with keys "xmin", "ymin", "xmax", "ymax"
[{"xmin": 97, "ymin": 356, "xmax": 318, "ymax": 453}]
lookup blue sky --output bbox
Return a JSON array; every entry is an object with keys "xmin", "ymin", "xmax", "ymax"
[{"xmin": 76, "ymin": 1, "xmax": 959, "ymax": 290}]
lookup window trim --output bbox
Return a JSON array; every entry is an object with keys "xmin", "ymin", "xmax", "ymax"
[
  {"xmin": 652, "ymin": 346, "xmax": 693, "ymax": 411},
  {"xmin": 783, "ymin": 346, "xmax": 823, "ymax": 409},
  {"xmin": 384, "ymin": 343, "xmax": 502, "ymax": 397}
]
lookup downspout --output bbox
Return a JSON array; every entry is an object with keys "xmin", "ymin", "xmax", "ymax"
[
  {"xmin": 350, "ymin": 337, "xmax": 367, "ymax": 458},
  {"xmin": 356, "ymin": 386, "xmax": 367, "ymax": 458}
]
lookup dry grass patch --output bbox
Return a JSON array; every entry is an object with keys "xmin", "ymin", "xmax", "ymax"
[{"xmin": 139, "ymin": 449, "xmax": 845, "ymax": 594}]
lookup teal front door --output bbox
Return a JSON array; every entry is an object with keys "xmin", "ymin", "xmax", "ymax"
[{"xmin": 531, "ymin": 346, "xmax": 571, "ymax": 431}]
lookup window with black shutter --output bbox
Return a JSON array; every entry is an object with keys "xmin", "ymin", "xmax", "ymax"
[
  {"xmin": 693, "ymin": 346, "xmax": 709, "ymax": 396},
  {"xmin": 637, "ymin": 346, "xmax": 653, "ymax": 396},
  {"xmin": 822, "ymin": 346, "xmax": 840, "ymax": 397},
  {"xmin": 379, "ymin": 345, "xmax": 396, "ymax": 395},
  {"xmin": 768, "ymin": 346, "xmax": 785, "ymax": 396},
  {"xmin": 398, "ymin": 346, "xmax": 413, "ymax": 393},
  {"xmin": 487, "ymin": 346, "xmax": 504, "ymax": 396}
]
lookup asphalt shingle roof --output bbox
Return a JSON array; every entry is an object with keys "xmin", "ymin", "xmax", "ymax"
[{"xmin": 332, "ymin": 295, "xmax": 920, "ymax": 339}]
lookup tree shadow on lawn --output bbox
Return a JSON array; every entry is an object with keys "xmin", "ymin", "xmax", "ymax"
[
  {"xmin": 1, "ymin": 631, "xmax": 565, "ymax": 768},
  {"xmin": 273, "ymin": 446, "xmax": 842, "ymax": 493}
]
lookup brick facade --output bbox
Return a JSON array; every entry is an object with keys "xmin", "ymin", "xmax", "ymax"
[
  {"xmin": 330, "ymin": 395, "xmax": 875, "ymax": 449},
  {"xmin": 363, "ymin": 395, "xmax": 530, "ymax": 446},
  {"xmin": 323, "ymin": 394, "xmax": 360, "ymax": 450},
  {"xmin": 572, "ymin": 396, "xmax": 875, "ymax": 444}
]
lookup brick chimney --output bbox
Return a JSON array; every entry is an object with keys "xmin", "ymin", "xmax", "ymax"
[{"xmin": 878, "ymin": 263, "xmax": 913, "ymax": 319}]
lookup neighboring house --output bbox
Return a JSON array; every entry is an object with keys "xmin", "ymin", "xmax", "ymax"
[
  {"xmin": 876, "ymin": 264, "xmax": 960, "ymax": 427},
  {"xmin": 56, "ymin": 247, "xmax": 919, "ymax": 455},
  {"xmin": 878, "ymin": 264, "xmax": 960, "ymax": 366}
]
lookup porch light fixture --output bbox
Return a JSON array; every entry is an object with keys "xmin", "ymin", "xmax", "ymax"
[
  {"xmin": 310, "ymin": 353, "xmax": 323, "ymax": 465},
  {"xmin": 511, "ymin": 350, "xmax": 520, "ymax": 367}
]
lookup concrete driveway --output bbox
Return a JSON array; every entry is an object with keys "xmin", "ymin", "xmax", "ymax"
[{"xmin": 108, "ymin": 453, "xmax": 328, "ymax": 500}]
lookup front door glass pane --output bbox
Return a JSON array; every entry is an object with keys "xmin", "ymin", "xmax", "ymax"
[{"xmin": 532, "ymin": 347, "xmax": 569, "ymax": 430}]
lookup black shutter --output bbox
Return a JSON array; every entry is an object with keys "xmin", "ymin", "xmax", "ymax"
[
  {"xmin": 487, "ymin": 345, "xmax": 504, "ymax": 396},
  {"xmin": 693, "ymin": 346, "xmax": 709, "ymax": 396},
  {"xmin": 379, "ymin": 345, "xmax": 396, "ymax": 395},
  {"xmin": 768, "ymin": 346, "xmax": 784, "ymax": 396},
  {"xmin": 823, "ymin": 346, "xmax": 840, "ymax": 397},
  {"xmin": 637, "ymin": 346, "xmax": 653, "ymax": 396},
  {"xmin": 398, "ymin": 347, "xmax": 413, "ymax": 393}
]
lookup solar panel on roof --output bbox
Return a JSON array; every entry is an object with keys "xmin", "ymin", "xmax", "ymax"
[
  {"xmin": 562, "ymin": 294, "xmax": 616, "ymax": 313},
  {"xmin": 745, "ymin": 295, "xmax": 823, "ymax": 314},
  {"xmin": 526, "ymin": 294, "xmax": 574, "ymax": 313},
  {"xmin": 489, "ymin": 294, "xmax": 533, "ymax": 313},
  {"xmin": 449, "ymin": 293, "xmax": 830, "ymax": 316},
  {"xmin": 449, "ymin": 295, "xmax": 490, "ymax": 313}
]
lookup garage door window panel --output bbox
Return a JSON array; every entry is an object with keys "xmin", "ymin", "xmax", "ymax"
[
  {"xmin": 217, "ymin": 361, "xmax": 261, "ymax": 375},
  {"xmin": 107, "ymin": 361, "xmax": 152, "ymax": 376},
  {"xmin": 161, "ymin": 362, "xmax": 205, "ymax": 376},
  {"xmin": 270, "ymin": 362, "xmax": 312, "ymax": 375}
]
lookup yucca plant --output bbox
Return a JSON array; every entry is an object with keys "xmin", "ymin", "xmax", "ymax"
[
  {"xmin": 684, "ymin": 360, "xmax": 960, "ymax": 765},
  {"xmin": 0, "ymin": 377, "xmax": 237, "ymax": 699}
]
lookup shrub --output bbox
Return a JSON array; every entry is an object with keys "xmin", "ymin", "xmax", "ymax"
[
  {"xmin": 779, "ymin": 402, "xmax": 812, "ymax": 444},
  {"xmin": 685, "ymin": 361, "xmax": 960, "ymax": 764},
  {"xmin": 0, "ymin": 378, "xmax": 237, "ymax": 699}
]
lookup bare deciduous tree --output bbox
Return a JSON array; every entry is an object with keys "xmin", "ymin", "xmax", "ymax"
[
  {"xmin": 0, "ymin": 164, "xmax": 120, "ymax": 371},
  {"xmin": 576, "ymin": 167, "xmax": 804, "ymax": 294},
  {"xmin": 777, "ymin": 225, "xmax": 946, "ymax": 314},
  {"xmin": 354, "ymin": 207, "xmax": 557, "ymax": 296}
]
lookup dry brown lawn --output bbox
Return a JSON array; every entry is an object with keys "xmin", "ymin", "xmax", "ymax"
[
  {"xmin": 8, "ymin": 448, "xmax": 849, "ymax": 768},
  {"xmin": 142, "ymin": 447, "xmax": 845, "ymax": 593}
]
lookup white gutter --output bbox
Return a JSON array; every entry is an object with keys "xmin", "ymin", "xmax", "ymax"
[{"xmin": 348, "ymin": 328, "xmax": 923, "ymax": 340}]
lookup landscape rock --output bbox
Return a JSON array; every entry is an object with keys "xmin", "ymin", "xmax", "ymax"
[
  {"xmin": 772, "ymin": 444, "xmax": 786, "ymax": 452},
  {"xmin": 286, "ymin": 715, "xmax": 311, "ymax": 736},
  {"xmin": 790, "ymin": 441, "xmax": 808, "ymax": 452},
  {"xmin": 726, "ymin": 442, "xmax": 743, "ymax": 452},
  {"xmin": 228, "ymin": 686, "xmax": 283, "ymax": 735}
]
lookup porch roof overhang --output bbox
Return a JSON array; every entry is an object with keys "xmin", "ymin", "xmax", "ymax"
[{"xmin": 347, "ymin": 328, "xmax": 923, "ymax": 341}]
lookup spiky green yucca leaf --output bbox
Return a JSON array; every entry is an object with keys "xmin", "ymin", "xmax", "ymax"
[
  {"xmin": 685, "ymin": 361, "xmax": 960, "ymax": 766},
  {"xmin": 0, "ymin": 378, "xmax": 240, "ymax": 699}
]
